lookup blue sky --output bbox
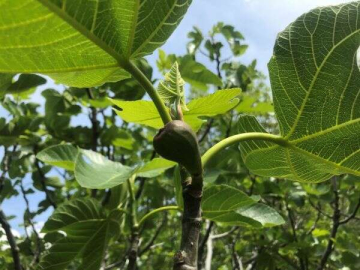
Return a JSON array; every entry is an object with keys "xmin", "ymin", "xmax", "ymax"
[{"xmin": 0, "ymin": 0, "xmax": 354, "ymax": 234}]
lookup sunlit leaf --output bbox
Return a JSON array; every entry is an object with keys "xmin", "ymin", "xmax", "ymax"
[
  {"xmin": 0, "ymin": 0, "xmax": 192, "ymax": 87},
  {"xmin": 238, "ymin": 3, "xmax": 360, "ymax": 183},
  {"xmin": 111, "ymin": 88, "xmax": 240, "ymax": 131}
]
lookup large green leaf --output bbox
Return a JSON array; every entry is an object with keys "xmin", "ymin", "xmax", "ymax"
[
  {"xmin": 74, "ymin": 149, "xmax": 134, "ymax": 189},
  {"xmin": 239, "ymin": 3, "xmax": 360, "ymax": 183},
  {"xmin": 39, "ymin": 198, "xmax": 121, "ymax": 270},
  {"xmin": 37, "ymin": 145, "xmax": 134, "ymax": 188},
  {"xmin": 111, "ymin": 88, "xmax": 240, "ymax": 131},
  {"xmin": 36, "ymin": 144, "xmax": 78, "ymax": 171},
  {"xmin": 0, "ymin": 0, "xmax": 192, "ymax": 87},
  {"xmin": 202, "ymin": 185, "xmax": 283, "ymax": 227}
]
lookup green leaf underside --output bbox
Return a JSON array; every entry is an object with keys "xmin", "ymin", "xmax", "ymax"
[
  {"xmin": 110, "ymin": 88, "xmax": 240, "ymax": 131},
  {"xmin": 0, "ymin": 0, "xmax": 191, "ymax": 87},
  {"xmin": 74, "ymin": 149, "xmax": 133, "ymax": 189},
  {"xmin": 239, "ymin": 2, "xmax": 360, "ymax": 183},
  {"xmin": 36, "ymin": 144, "xmax": 78, "ymax": 171},
  {"xmin": 202, "ymin": 185, "xmax": 284, "ymax": 227},
  {"xmin": 39, "ymin": 198, "xmax": 120, "ymax": 270}
]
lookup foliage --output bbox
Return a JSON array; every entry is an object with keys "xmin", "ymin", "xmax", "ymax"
[{"xmin": 0, "ymin": 1, "xmax": 359, "ymax": 270}]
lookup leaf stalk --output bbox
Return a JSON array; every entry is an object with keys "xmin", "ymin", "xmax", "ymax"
[{"xmin": 201, "ymin": 132, "xmax": 288, "ymax": 167}]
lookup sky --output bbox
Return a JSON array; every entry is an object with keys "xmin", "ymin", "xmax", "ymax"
[{"xmin": 0, "ymin": 0, "xmax": 354, "ymax": 234}]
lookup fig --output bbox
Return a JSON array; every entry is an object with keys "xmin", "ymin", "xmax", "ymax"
[{"xmin": 153, "ymin": 120, "xmax": 202, "ymax": 176}]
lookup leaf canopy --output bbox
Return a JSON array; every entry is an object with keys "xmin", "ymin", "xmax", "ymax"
[
  {"xmin": 0, "ymin": 0, "xmax": 192, "ymax": 87},
  {"xmin": 239, "ymin": 3, "xmax": 360, "ymax": 183},
  {"xmin": 39, "ymin": 198, "xmax": 121, "ymax": 270}
]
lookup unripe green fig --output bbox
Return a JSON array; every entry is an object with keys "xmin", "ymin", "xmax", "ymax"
[{"xmin": 153, "ymin": 120, "xmax": 202, "ymax": 176}]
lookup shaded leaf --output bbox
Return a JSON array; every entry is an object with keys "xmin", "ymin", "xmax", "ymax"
[{"xmin": 39, "ymin": 198, "xmax": 120, "ymax": 270}]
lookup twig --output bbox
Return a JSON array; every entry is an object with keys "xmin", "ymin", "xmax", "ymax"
[
  {"xmin": 135, "ymin": 177, "xmax": 146, "ymax": 200},
  {"xmin": 198, "ymin": 221, "xmax": 214, "ymax": 269},
  {"xmin": 204, "ymin": 226, "xmax": 214, "ymax": 270},
  {"xmin": 316, "ymin": 177, "xmax": 341, "ymax": 270},
  {"xmin": 139, "ymin": 214, "xmax": 166, "ymax": 256},
  {"xmin": 212, "ymin": 227, "xmax": 238, "ymax": 240},
  {"xmin": 105, "ymin": 253, "xmax": 128, "ymax": 270},
  {"xmin": 86, "ymin": 88, "xmax": 99, "ymax": 198},
  {"xmin": 306, "ymin": 204, "xmax": 322, "ymax": 235},
  {"xmin": 231, "ymin": 230, "xmax": 243, "ymax": 270},
  {"xmin": 20, "ymin": 181, "xmax": 42, "ymax": 265},
  {"xmin": 339, "ymin": 196, "xmax": 360, "ymax": 225},
  {"xmin": 34, "ymin": 158, "xmax": 57, "ymax": 209},
  {"xmin": 198, "ymin": 119, "xmax": 214, "ymax": 143},
  {"xmin": 0, "ymin": 207, "xmax": 22, "ymax": 270},
  {"xmin": 285, "ymin": 201, "xmax": 305, "ymax": 270},
  {"xmin": 309, "ymin": 199, "xmax": 332, "ymax": 219}
]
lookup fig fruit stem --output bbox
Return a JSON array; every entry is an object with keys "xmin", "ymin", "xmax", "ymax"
[{"xmin": 122, "ymin": 60, "xmax": 172, "ymax": 125}]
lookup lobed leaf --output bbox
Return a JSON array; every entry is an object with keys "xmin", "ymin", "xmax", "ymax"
[
  {"xmin": 0, "ymin": 0, "xmax": 192, "ymax": 87},
  {"xmin": 202, "ymin": 185, "xmax": 284, "ymax": 227},
  {"xmin": 111, "ymin": 88, "xmax": 241, "ymax": 131},
  {"xmin": 39, "ymin": 198, "xmax": 120, "ymax": 270},
  {"xmin": 238, "ymin": 2, "xmax": 360, "ymax": 183}
]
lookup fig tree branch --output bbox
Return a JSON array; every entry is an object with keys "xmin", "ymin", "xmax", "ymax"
[{"xmin": 0, "ymin": 207, "xmax": 22, "ymax": 270}]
